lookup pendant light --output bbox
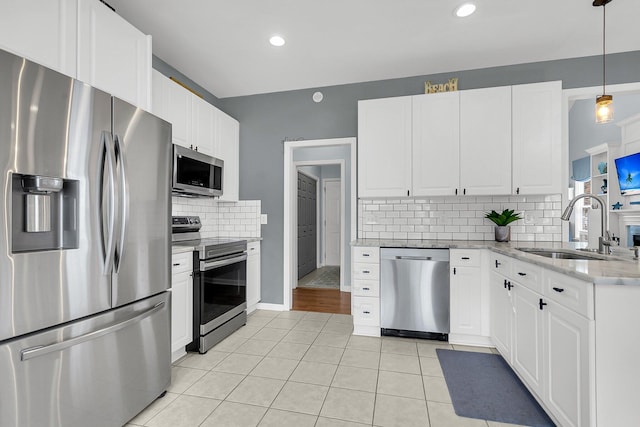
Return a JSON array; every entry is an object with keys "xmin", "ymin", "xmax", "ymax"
[{"xmin": 594, "ymin": 0, "xmax": 613, "ymax": 124}]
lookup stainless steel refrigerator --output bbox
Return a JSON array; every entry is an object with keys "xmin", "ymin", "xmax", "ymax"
[{"xmin": 0, "ymin": 49, "xmax": 172, "ymax": 426}]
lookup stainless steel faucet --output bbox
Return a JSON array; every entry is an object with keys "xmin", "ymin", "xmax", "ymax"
[{"xmin": 561, "ymin": 193, "xmax": 612, "ymax": 254}]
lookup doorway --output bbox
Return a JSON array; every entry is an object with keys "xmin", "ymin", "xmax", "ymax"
[{"xmin": 283, "ymin": 138, "xmax": 356, "ymax": 314}]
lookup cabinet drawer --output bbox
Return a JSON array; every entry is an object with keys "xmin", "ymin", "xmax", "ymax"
[
  {"xmin": 511, "ymin": 259, "xmax": 543, "ymax": 294},
  {"xmin": 352, "ymin": 279, "xmax": 379, "ymax": 297},
  {"xmin": 353, "ymin": 263, "xmax": 379, "ymax": 281},
  {"xmin": 450, "ymin": 249, "xmax": 480, "ymax": 267},
  {"xmin": 491, "ymin": 253, "xmax": 512, "ymax": 276},
  {"xmin": 352, "ymin": 296, "xmax": 380, "ymax": 327},
  {"xmin": 353, "ymin": 246, "xmax": 380, "ymax": 263},
  {"xmin": 544, "ymin": 270, "xmax": 594, "ymax": 319},
  {"xmin": 247, "ymin": 241, "xmax": 260, "ymax": 253},
  {"xmin": 171, "ymin": 252, "xmax": 192, "ymax": 275}
]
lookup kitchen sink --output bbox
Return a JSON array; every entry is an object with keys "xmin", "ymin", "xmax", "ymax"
[{"xmin": 516, "ymin": 248, "xmax": 611, "ymax": 261}]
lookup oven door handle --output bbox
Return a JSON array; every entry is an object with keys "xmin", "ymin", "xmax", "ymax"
[{"xmin": 201, "ymin": 253, "xmax": 247, "ymax": 271}]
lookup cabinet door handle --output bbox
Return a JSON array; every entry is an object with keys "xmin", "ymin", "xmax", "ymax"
[
  {"xmin": 453, "ymin": 267, "xmax": 457, "ymax": 275},
  {"xmin": 539, "ymin": 299, "xmax": 547, "ymax": 310},
  {"xmin": 516, "ymin": 187, "xmax": 520, "ymax": 195},
  {"xmin": 495, "ymin": 260, "xmax": 501, "ymax": 268},
  {"xmin": 463, "ymin": 188, "xmax": 466, "ymax": 195},
  {"xmin": 455, "ymin": 189, "xmax": 458, "ymax": 195},
  {"xmin": 362, "ymin": 270, "xmax": 370, "ymax": 274},
  {"xmin": 362, "ymin": 311, "xmax": 370, "ymax": 315},
  {"xmin": 507, "ymin": 281, "xmax": 513, "ymax": 291},
  {"xmin": 552, "ymin": 287, "xmax": 565, "ymax": 293},
  {"xmin": 407, "ymin": 190, "xmax": 410, "ymax": 197},
  {"xmin": 518, "ymin": 272, "xmax": 526, "ymax": 276},
  {"xmin": 503, "ymin": 279, "xmax": 508, "ymax": 289},
  {"xmin": 461, "ymin": 257, "xmax": 470, "ymax": 260},
  {"xmin": 172, "ymin": 263, "xmax": 180, "ymax": 266},
  {"xmin": 362, "ymin": 287, "xmax": 370, "ymax": 291},
  {"xmin": 363, "ymin": 253, "xmax": 370, "ymax": 257}
]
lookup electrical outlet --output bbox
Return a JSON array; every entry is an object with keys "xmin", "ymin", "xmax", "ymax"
[
  {"xmin": 524, "ymin": 212, "xmax": 536, "ymax": 225},
  {"xmin": 260, "ymin": 214, "xmax": 268, "ymax": 224}
]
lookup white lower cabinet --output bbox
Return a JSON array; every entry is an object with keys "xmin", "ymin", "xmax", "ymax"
[
  {"xmin": 489, "ymin": 253, "xmax": 594, "ymax": 427},
  {"xmin": 544, "ymin": 301, "xmax": 592, "ymax": 427},
  {"xmin": 246, "ymin": 241, "xmax": 261, "ymax": 313},
  {"xmin": 489, "ymin": 271, "xmax": 513, "ymax": 361},
  {"xmin": 512, "ymin": 282, "xmax": 544, "ymax": 397},
  {"xmin": 171, "ymin": 251, "xmax": 193, "ymax": 363},
  {"xmin": 449, "ymin": 249, "xmax": 491, "ymax": 346},
  {"xmin": 352, "ymin": 246, "xmax": 380, "ymax": 336}
]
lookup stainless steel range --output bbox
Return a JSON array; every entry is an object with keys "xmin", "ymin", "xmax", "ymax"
[{"xmin": 172, "ymin": 216, "xmax": 247, "ymax": 353}]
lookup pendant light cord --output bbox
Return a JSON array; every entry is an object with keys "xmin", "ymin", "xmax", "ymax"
[{"xmin": 602, "ymin": 4, "xmax": 606, "ymax": 95}]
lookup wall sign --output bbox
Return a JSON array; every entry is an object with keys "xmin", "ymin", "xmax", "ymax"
[{"xmin": 424, "ymin": 78, "xmax": 459, "ymax": 94}]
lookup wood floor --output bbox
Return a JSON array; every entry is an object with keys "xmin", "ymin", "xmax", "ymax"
[{"xmin": 292, "ymin": 288, "xmax": 351, "ymax": 314}]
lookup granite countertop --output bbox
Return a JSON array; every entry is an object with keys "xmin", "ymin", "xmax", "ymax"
[{"xmin": 352, "ymin": 239, "xmax": 640, "ymax": 286}]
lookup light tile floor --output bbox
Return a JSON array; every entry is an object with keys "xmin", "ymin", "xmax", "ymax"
[{"xmin": 126, "ymin": 310, "xmax": 528, "ymax": 427}]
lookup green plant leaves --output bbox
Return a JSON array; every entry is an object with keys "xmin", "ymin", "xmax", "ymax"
[{"xmin": 484, "ymin": 209, "xmax": 522, "ymax": 226}]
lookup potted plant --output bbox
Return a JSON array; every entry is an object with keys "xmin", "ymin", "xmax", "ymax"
[{"xmin": 485, "ymin": 209, "xmax": 522, "ymax": 242}]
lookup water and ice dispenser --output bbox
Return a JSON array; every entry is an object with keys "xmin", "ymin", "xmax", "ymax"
[{"xmin": 11, "ymin": 173, "xmax": 79, "ymax": 252}]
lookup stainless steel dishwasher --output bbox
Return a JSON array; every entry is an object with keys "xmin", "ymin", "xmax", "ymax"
[{"xmin": 380, "ymin": 248, "xmax": 450, "ymax": 340}]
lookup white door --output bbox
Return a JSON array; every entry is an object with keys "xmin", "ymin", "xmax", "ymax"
[{"xmin": 324, "ymin": 180, "xmax": 341, "ymax": 266}]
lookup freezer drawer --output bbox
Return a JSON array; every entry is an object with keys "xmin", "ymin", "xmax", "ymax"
[{"xmin": 0, "ymin": 292, "xmax": 170, "ymax": 427}]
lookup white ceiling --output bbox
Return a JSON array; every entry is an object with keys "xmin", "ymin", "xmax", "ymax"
[{"xmin": 109, "ymin": 0, "xmax": 640, "ymax": 99}]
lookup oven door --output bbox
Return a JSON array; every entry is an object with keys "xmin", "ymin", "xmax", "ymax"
[{"xmin": 199, "ymin": 253, "xmax": 247, "ymax": 334}]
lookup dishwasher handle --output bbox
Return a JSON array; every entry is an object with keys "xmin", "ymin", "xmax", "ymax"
[{"xmin": 395, "ymin": 255, "xmax": 433, "ymax": 261}]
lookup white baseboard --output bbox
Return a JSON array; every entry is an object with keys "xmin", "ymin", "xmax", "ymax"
[
  {"xmin": 340, "ymin": 285, "xmax": 351, "ymax": 293},
  {"xmin": 353, "ymin": 324, "xmax": 381, "ymax": 337},
  {"xmin": 448, "ymin": 333, "xmax": 494, "ymax": 347},
  {"xmin": 255, "ymin": 302, "xmax": 287, "ymax": 312},
  {"xmin": 171, "ymin": 348, "xmax": 187, "ymax": 364}
]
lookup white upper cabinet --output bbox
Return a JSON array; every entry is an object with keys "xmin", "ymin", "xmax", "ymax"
[
  {"xmin": 358, "ymin": 96, "xmax": 412, "ymax": 198},
  {"xmin": 217, "ymin": 110, "xmax": 240, "ymax": 202},
  {"xmin": 191, "ymin": 95, "xmax": 216, "ymax": 156},
  {"xmin": 412, "ymin": 92, "xmax": 460, "ymax": 196},
  {"xmin": 0, "ymin": 0, "xmax": 77, "ymax": 78},
  {"xmin": 512, "ymin": 81, "xmax": 562, "ymax": 195},
  {"xmin": 152, "ymin": 69, "xmax": 192, "ymax": 149},
  {"xmin": 77, "ymin": 0, "xmax": 151, "ymax": 110},
  {"xmin": 460, "ymin": 86, "xmax": 512, "ymax": 195}
]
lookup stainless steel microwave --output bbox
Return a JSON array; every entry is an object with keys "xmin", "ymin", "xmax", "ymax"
[{"xmin": 172, "ymin": 144, "xmax": 223, "ymax": 197}]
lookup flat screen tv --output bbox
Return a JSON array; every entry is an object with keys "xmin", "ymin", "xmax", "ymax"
[{"xmin": 615, "ymin": 152, "xmax": 640, "ymax": 195}]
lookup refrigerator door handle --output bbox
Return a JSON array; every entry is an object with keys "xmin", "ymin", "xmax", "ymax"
[
  {"xmin": 101, "ymin": 131, "xmax": 118, "ymax": 274},
  {"xmin": 19, "ymin": 301, "xmax": 165, "ymax": 361},
  {"xmin": 113, "ymin": 134, "xmax": 129, "ymax": 273}
]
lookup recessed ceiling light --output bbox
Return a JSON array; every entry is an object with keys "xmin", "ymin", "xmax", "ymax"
[
  {"xmin": 455, "ymin": 3, "xmax": 476, "ymax": 18},
  {"xmin": 269, "ymin": 35, "xmax": 285, "ymax": 47}
]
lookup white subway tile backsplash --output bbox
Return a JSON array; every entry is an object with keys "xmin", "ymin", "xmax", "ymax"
[
  {"xmin": 172, "ymin": 197, "xmax": 262, "ymax": 239},
  {"xmin": 358, "ymin": 194, "xmax": 562, "ymax": 242}
]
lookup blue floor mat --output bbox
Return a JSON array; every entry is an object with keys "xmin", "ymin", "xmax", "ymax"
[{"xmin": 436, "ymin": 349, "xmax": 555, "ymax": 427}]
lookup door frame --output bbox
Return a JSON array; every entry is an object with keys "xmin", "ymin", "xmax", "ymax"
[
  {"xmin": 295, "ymin": 168, "xmax": 321, "ymax": 285},
  {"xmin": 283, "ymin": 137, "xmax": 356, "ymax": 310},
  {"xmin": 322, "ymin": 177, "xmax": 342, "ymax": 267}
]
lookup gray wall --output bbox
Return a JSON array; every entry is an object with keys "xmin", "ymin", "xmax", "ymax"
[{"xmin": 155, "ymin": 51, "xmax": 640, "ymax": 305}]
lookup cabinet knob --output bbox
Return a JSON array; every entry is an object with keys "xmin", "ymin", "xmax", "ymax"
[{"xmin": 552, "ymin": 287, "xmax": 565, "ymax": 293}]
